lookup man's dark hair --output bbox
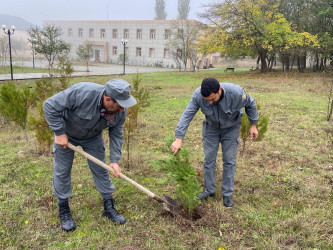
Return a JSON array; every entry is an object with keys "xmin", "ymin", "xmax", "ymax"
[{"xmin": 200, "ymin": 78, "xmax": 220, "ymax": 97}]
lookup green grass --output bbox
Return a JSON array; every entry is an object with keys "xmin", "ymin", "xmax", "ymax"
[
  {"xmin": 0, "ymin": 70, "xmax": 332, "ymax": 249},
  {"xmin": 0, "ymin": 65, "xmax": 49, "ymax": 74}
]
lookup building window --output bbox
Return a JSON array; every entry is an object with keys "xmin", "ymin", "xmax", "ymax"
[
  {"xmin": 113, "ymin": 29, "xmax": 118, "ymax": 38},
  {"xmin": 113, "ymin": 46, "xmax": 117, "ymax": 55},
  {"xmin": 100, "ymin": 29, "xmax": 105, "ymax": 38},
  {"xmin": 78, "ymin": 28, "xmax": 83, "ymax": 37},
  {"xmin": 177, "ymin": 48, "xmax": 182, "ymax": 58},
  {"xmin": 89, "ymin": 28, "xmax": 94, "ymax": 38},
  {"xmin": 178, "ymin": 29, "xmax": 184, "ymax": 39},
  {"xmin": 68, "ymin": 28, "xmax": 73, "ymax": 37},
  {"xmin": 164, "ymin": 48, "xmax": 170, "ymax": 59},
  {"xmin": 124, "ymin": 29, "xmax": 129, "ymax": 39},
  {"xmin": 150, "ymin": 29, "xmax": 156, "ymax": 39},
  {"xmin": 149, "ymin": 48, "xmax": 155, "ymax": 57},
  {"xmin": 136, "ymin": 47, "xmax": 142, "ymax": 57},
  {"xmin": 136, "ymin": 29, "xmax": 142, "ymax": 39},
  {"xmin": 164, "ymin": 29, "xmax": 171, "ymax": 39},
  {"xmin": 125, "ymin": 47, "xmax": 129, "ymax": 55}
]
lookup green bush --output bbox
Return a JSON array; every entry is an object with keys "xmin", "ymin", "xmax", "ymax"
[
  {"xmin": 28, "ymin": 77, "xmax": 55, "ymax": 153},
  {"xmin": 123, "ymin": 73, "xmax": 150, "ymax": 169},
  {"xmin": 240, "ymin": 104, "xmax": 268, "ymax": 156},
  {"xmin": 0, "ymin": 82, "xmax": 37, "ymax": 139},
  {"xmin": 28, "ymin": 102, "xmax": 54, "ymax": 153},
  {"xmin": 158, "ymin": 135, "xmax": 202, "ymax": 215}
]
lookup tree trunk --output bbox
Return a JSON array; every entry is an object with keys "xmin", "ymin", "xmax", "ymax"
[{"xmin": 259, "ymin": 49, "xmax": 268, "ymax": 73}]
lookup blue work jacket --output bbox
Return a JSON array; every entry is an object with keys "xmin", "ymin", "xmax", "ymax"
[
  {"xmin": 175, "ymin": 82, "xmax": 259, "ymax": 139},
  {"xmin": 43, "ymin": 82, "xmax": 126, "ymax": 163}
]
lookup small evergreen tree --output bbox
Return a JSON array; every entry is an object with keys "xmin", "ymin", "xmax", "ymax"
[
  {"xmin": 0, "ymin": 82, "xmax": 37, "ymax": 140},
  {"xmin": 159, "ymin": 135, "xmax": 202, "ymax": 215},
  {"xmin": 28, "ymin": 102, "xmax": 54, "ymax": 153},
  {"xmin": 123, "ymin": 73, "xmax": 150, "ymax": 170},
  {"xmin": 55, "ymin": 55, "xmax": 74, "ymax": 91},
  {"xmin": 28, "ymin": 77, "xmax": 55, "ymax": 154},
  {"xmin": 240, "ymin": 104, "xmax": 268, "ymax": 156}
]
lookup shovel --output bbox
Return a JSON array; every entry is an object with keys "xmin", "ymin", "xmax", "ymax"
[{"xmin": 67, "ymin": 142, "xmax": 180, "ymax": 215}]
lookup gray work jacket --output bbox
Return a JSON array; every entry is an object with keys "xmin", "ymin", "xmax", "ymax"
[
  {"xmin": 43, "ymin": 82, "xmax": 126, "ymax": 163},
  {"xmin": 175, "ymin": 82, "xmax": 259, "ymax": 139}
]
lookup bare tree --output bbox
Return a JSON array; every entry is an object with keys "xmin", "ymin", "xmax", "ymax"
[
  {"xmin": 155, "ymin": 0, "xmax": 167, "ymax": 20},
  {"xmin": 178, "ymin": 0, "xmax": 191, "ymax": 20},
  {"xmin": 167, "ymin": 20, "xmax": 200, "ymax": 71}
]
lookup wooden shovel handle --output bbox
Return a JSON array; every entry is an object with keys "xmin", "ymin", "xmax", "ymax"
[{"xmin": 67, "ymin": 142, "xmax": 157, "ymax": 199}]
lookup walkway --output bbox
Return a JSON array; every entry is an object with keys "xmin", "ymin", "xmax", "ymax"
[{"xmin": 0, "ymin": 60, "xmax": 177, "ymax": 81}]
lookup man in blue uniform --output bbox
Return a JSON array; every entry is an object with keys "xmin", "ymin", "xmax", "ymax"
[
  {"xmin": 43, "ymin": 79, "xmax": 137, "ymax": 231},
  {"xmin": 170, "ymin": 78, "xmax": 258, "ymax": 207}
]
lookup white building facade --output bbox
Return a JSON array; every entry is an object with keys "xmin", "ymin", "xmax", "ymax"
[{"xmin": 44, "ymin": 20, "xmax": 196, "ymax": 68}]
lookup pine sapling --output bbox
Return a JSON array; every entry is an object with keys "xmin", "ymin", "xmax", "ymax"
[
  {"xmin": 123, "ymin": 72, "xmax": 150, "ymax": 170},
  {"xmin": 240, "ymin": 104, "xmax": 268, "ymax": 156},
  {"xmin": 159, "ymin": 136, "xmax": 202, "ymax": 215},
  {"xmin": 0, "ymin": 82, "xmax": 37, "ymax": 140}
]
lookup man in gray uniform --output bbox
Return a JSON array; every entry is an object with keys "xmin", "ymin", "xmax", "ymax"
[
  {"xmin": 170, "ymin": 78, "xmax": 258, "ymax": 207},
  {"xmin": 43, "ymin": 79, "xmax": 137, "ymax": 231}
]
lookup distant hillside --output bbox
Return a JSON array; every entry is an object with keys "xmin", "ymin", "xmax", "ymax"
[{"xmin": 0, "ymin": 14, "xmax": 34, "ymax": 30}]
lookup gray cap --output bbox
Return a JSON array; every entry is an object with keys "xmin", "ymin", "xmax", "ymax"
[{"xmin": 105, "ymin": 79, "xmax": 137, "ymax": 108}]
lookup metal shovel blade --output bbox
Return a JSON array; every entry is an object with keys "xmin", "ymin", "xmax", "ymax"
[{"xmin": 160, "ymin": 194, "xmax": 181, "ymax": 215}]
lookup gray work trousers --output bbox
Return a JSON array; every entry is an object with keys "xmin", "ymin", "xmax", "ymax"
[
  {"xmin": 202, "ymin": 121, "xmax": 241, "ymax": 197},
  {"xmin": 52, "ymin": 133, "xmax": 115, "ymax": 200}
]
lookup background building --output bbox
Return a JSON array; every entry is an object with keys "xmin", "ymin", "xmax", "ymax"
[{"xmin": 44, "ymin": 19, "xmax": 194, "ymax": 68}]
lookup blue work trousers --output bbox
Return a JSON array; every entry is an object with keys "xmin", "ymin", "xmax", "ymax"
[
  {"xmin": 202, "ymin": 121, "xmax": 241, "ymax": 197},
  {"xmin": 52, "ymin": 133, "xmax": 115, "ymax": 200}
]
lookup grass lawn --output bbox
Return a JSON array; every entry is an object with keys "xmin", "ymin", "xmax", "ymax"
[
  {"xmin": 0, "ymin": 65, "xmax": 49, "ymax": 74},
  {"xmin": 0, "ymin": 69, "xmax": 332, "ymax": 249}
]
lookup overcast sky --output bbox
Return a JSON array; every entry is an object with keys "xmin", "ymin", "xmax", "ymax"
[{"xmin": 0, "ymin": 0, "xmax": 211, "ymax": 26}]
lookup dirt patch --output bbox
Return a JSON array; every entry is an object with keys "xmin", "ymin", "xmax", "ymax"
[{"xmin": 161, "ymin": 203, "xmax": 220, "ymax": 229}]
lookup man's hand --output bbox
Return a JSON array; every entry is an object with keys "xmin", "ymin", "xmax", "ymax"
[
  {"xmin": 54, "ymin": 134, "xmax": 68, "ymax": 148},
  {"xmin": 170, "ymin": 138, "xmax": 183, "ymax": 155},
  {"xmin": 110, "ymin": 163, "xmax": 121, "ymax": 177},
  {"xmin": 249, "ymin": 125, "xmax": 258, "ymax": 140}
]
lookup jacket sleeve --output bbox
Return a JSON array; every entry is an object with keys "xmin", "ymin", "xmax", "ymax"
[
  {"xmin": 236, "ymin": 88, "xmax": 259, "ymax": 125},
  {"xmin": 43, "ymin": 89, "xmax": 78, "ymax": 135},
  {"xmin": 108, "ymin": 110, "xmax": 126, "ymax": 163},
  {"xmin": 175, "ymin": 91, "xmax": 200, "ymax": 139}
]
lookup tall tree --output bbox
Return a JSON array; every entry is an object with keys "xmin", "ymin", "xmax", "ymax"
[
  {"xmin": 167, "ymin": 20, "xmax": 200, "ymax": 71},
  {"xmin": 199, "ymin": 0, "xmax": 317, "ymax": 73},
  {"xmin": 178, "ymin": 0, "xmax": 191, "ymax": 20},
  {"xmin": 28, "ymin": 24, "xmax": 71, "ymax": 76},
  {"xmin": 307, "ymin": 0, "xmax": 333, "ymax": 70},
  {"xmin": 155, "ymin": 0, "xmax": 167, "ymax": 20}
]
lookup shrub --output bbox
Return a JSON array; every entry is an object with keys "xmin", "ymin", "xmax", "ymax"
[
  {"xmin": 28, "ymin": 77, "xmax": 55, "ymax": 153},
  {"xmin": 0, "ymin": 82, "xmax": 37, "ymax": 139},
  {"xmin": 123, "ymin": 73, "xmax": 150, "ymax": 169},
  {"xmin": 158, "ymin": 135, "xmax": 202, "ymax": 215},
  {"xmin": 28, "ymin": 102, "xmax": 54, "ymax": 153},
  {"xmin": 240, "ymin": 104, "xmax": 268, "ymax": 156}
]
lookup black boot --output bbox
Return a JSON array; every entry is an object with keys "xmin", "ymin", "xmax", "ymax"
[
  {"xmin": 59, "ymin": 199, "xmax": 76, "ymax": 232},
  {"xmin": 102, "ymin": 198, "xmax": 126, "ymax": 224}
]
